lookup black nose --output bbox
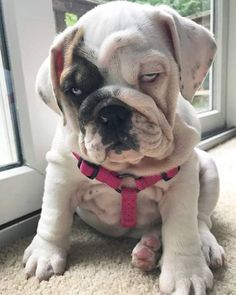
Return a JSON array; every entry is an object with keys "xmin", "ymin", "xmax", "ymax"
[{"xmin": 98, "ymin": 105, "xmax": 131, "ymax": 128}]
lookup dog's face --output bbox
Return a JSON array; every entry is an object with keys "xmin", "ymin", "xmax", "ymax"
[
  {"xmin": 38, "ymin": 2, "xmax": 216, "ymax": 167},
  {"xmin": 57, "ymin": 27, "xmax": 178, "ymax": 165}
]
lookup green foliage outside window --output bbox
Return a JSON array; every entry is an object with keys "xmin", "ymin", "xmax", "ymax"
[
  {"xmin": 64, "ymin": 1, "xmax": 210, "ymax": 27},
  {"xmin": 103, "ymin": 0, "xmax": 210, "ymax": 17},
  {"xmin": 65, "ymin": 12, "xmax": 78, "ymax": 27}
]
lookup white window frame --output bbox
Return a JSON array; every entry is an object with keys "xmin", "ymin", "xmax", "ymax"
[
  {"xmin": 226, "ymin": 0, "xmax": 236, "ymax": 128},
  {"xmin": 199, "ymin": 0, "xmax": 227, "ymax": 135},
  {"xmin": 0, "ymin": 0, "xmax": 58, "ymax": 227},
  {"xmin": 0, "ymin": 0, "xmax": 235, "ymax": 244}
]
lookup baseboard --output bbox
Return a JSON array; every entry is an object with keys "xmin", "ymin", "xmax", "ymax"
[
  {"xmin": 199, "ymin": 127, "xmax": 236, "ymax": 150},
  {"xmin": 0, "ymin": 213, "xmax": 40, "ymax": 248}
]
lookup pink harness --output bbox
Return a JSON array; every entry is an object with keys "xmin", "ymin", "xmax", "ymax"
[{"xmin": 72, "ymin": 152, "xmax": 180, "ymax": 228}]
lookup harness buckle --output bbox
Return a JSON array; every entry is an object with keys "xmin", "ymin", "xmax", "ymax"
[
  {"xmin": 115, "ymin": 186, "xmax": 140, "ymax": 194},
  {"xmin": 160, "ymin": 172, "xmax": 172, "ymax": 181},
  {"xmin": 80, "ymin": 160, "xmax": 100, "ymax": 179},
  {"xmin": 161, "ymin": 166, "xmax": 180, "ymax": 181}
]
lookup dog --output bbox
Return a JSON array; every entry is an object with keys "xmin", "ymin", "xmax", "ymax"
[{"xmin": 23, "ymin": 1, "xmax": 225, "ymax": 294}]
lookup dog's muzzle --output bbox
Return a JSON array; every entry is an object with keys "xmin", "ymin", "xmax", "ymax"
[{"xmin": 78, "ymin": 90, "xmax": 139, "ymax": 153}]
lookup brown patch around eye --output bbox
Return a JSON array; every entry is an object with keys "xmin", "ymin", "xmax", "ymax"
[{"xmin": 64, "ymin": 28, "xmax": 84, "ymax": 69}]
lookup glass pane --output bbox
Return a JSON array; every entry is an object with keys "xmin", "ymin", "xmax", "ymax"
[
  {"xmin": 0, "ymin": 12, "xmax": 21, "ymax": 169},
  {"xmin": 185, "ymin": 0, "xmax": 213, "ymax": 113},
  {"xmin": 52, "ymin": 0, "xmax": 213, "ymax": 113},
  {"xmin": 52, "ymin": 0, "xmax": 97, "ymax": 32}
]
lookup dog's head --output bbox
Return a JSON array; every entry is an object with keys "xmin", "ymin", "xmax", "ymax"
[{"xmin": 37, "ymin": 1, "xmax": 216, "ymax": 170}]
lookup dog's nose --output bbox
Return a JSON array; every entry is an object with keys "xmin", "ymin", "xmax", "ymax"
[{"xmin": 98, "ymin": 105, "xmax": 131, "ymax": 128}]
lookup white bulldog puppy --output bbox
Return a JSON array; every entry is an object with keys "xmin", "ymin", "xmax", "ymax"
[{"xmin": 23, "ymin": 1, "xmax": 225, "ymax": 294}]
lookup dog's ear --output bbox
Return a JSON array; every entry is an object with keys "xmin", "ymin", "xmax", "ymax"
[
  {"xmin": 36, "ymin": 27, "xmax": 84, "ymax": 119},
  {"xmin": 35, "ymin": 56, "xmax": 61, "ymax": 115},
  {"xmin": 154, "ymin": 5, "xmax": 216, "ymax": 102}
]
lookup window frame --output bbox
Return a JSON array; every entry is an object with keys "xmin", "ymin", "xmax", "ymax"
[
  {"xmin": 198, "ymin": 0, "xmax": 228, "ymax": 136},
  {"xmin": 0, "ymin": 0, "xmax": 58, "ymax": 227},
  {"xmin": 226, "ymin": 0, "xmax": 236, "ymax": 128},
  {"xmin": 0, "ymin": 8, "xmax": 22, "ymax": 170}
]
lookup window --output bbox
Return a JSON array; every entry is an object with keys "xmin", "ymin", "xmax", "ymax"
[
  {"xmin": 0, "ymin": 14, "xmax": 22, "ymax": 169},
  {"xmin": 0, "ymin": 0, "xmax": 57, "ymax": 239}
]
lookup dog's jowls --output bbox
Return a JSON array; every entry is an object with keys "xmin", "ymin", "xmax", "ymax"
[{"xmin": 23, "ymin": 2, "xmax": 225, "ymax": 294}]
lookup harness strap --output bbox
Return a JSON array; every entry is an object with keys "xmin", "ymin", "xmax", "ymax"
[
  {"xmin": 120, "ymin": 188, "xmax": 137, "ymax": 228},
  {"xmin": 72, "ymin": 152, "xmax": 180, "ymax": 228}
]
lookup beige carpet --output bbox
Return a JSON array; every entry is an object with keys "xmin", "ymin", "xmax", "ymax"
[{"xmin": 0, "ymin": 138, "xmax": 236, "ymax": 295}]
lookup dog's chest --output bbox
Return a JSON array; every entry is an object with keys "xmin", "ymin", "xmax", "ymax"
[{"xmin": 75, "ymin": 179, "xmax": 163, "ymax": 229}]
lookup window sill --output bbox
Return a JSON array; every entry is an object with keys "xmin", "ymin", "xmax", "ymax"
[{"xmin": 199, "ymin": 127, "xmax": 236, "ymax": 150}]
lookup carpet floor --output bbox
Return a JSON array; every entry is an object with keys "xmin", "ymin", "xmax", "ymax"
[{"xmin": 0, "ymin": 138, "xmax": 236, "ymax": 295}]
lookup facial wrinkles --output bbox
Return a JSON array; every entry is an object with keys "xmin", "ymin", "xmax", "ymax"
[
  {"xmin": 60, "ymin": 42, "xmax": 174, "ymax": 162},
  {"xmin": 131, "ymin": 114, "xmax": 162, "ymax": 146}
]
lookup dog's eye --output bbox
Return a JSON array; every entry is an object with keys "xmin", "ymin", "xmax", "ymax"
[
  {"xmin": 71, "ymin": 87, "xmax": 82, "ymax": 96},
  {"xmin": 140, "ymin": 73, "xmax": 159, "ymax": 83}
]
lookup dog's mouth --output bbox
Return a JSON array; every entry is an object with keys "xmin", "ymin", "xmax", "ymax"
[
  {"xmin": 107, "ymin": 149, "xmax": 143, "ymax": 164},
  {"xmin": 79, "ymin": 132, "xmax": 143, "ymax": 165}
]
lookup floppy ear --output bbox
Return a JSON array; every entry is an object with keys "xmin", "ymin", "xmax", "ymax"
[
  {"xmin": 36, "ymin": 27, "xmax": 84, "ymax": 118},
  {"xmin": 35, "ymin": 56, "xmax": 61, "ymax": 115},
  {"xmin": 154, "ymin": 5, "xmax": 217, "ymax": 101}
]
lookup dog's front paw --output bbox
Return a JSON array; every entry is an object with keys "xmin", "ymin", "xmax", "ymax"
[
  {"xmin": 23, "ymin": 235, "xmax": 68, "ymax": 281},
  {"xmin": 131, "ymin": 234, "xmax": 161, "ymax": 271},
  {"xmin": 159, "ymin": 254, "xmax": 213, "ymax": 295}
]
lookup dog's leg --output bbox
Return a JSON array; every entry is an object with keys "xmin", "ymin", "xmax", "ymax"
[
  {"xmin": 131, "ymin": 227, "xmax": 162, "ymax": 271},
  {"xmin": 23, "ymin": 146, "xmax": 79, "ymax": 281},
  {"xmin": 158, "ymin": 151, "xmax": 213, "ymax": 295},
  {"xmin": 197, "ymin": 149, "xmax": 225, "ymax": 269}
]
